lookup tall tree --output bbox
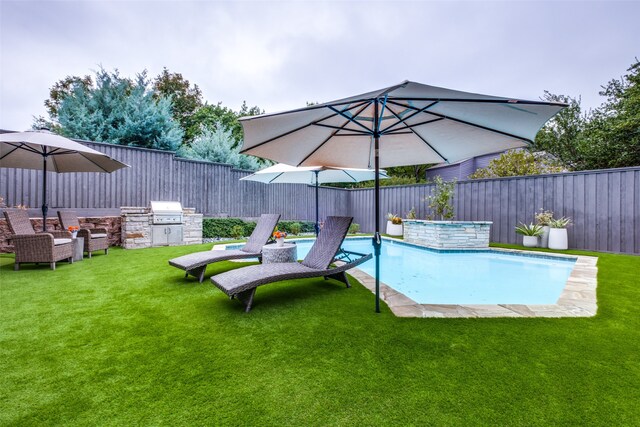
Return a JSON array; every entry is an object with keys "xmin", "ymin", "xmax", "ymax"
[
  {"xmin": 53, "ymin": 68, "xmax": 183, "ymax": 151},
  {"xmin": 176, "ymin": 123, "xmax": 261, "ymax": 170},
  {"xmin": 153, "ymin": 68, "xmax": 203, "ymax": 143},
  {"xmin": 191, "ymin": 101, "xmax": 264, "ymax": 147}
]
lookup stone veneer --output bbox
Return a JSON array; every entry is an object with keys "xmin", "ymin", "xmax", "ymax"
[
  {"xmin": 0, "ymin": 214, "xmax": 121, "ymax": 253},
  {"xmin": 121, "ymin": 206, "xmax": 202, "ymax": 249},
  {"xmin": 403, "ymin": 220, "xmax": 492, "ymax": 249}
]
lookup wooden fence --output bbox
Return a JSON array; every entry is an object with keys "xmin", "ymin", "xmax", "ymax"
[{"xmin": 1, "ymin": 139, "xmax": 638, "ymax": 254}]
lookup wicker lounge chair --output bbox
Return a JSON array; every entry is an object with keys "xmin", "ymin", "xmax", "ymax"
[
  {"xmin": 168, "ymin": 213, "xmax": 281, "ymax": 283},
  {"xmin": 4, "ymin": 209, "xmax": 73, "ymax": 270},
  {"xmin": 211, "ymin": 216, "xmax": 372, "ymax": 312},
  {"xmin": 57, "ymin": 211, "xmax": 109, "ymax": 258}
]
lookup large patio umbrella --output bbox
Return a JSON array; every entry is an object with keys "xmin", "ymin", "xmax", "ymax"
[
  {"xmin": 0, "ymin": 130, "xmax": 129, "ymax": 231},
  {"xmin": 238, "ymin": 81, "xmax": 566, "ymax": 312},
  {"xmin": 240, "ymin": 163, "xmax": 388, "ymax": 235}
]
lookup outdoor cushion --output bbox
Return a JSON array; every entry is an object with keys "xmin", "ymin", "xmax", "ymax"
[
  {"xmin": 90, "ymin": 233, "xmax": 108, "ymax": 239},
  {"xmin": 54, "ymin": 238, "xmax": 72, "ymax": 245}
]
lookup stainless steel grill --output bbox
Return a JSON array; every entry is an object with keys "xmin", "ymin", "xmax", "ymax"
[
  {"xmin": 150, "ymin": 201, "xmax": 184, "ymax": 246},
  {"xmin": 150, "ymin": 201, "xmax": 183, "ymax": 225}
]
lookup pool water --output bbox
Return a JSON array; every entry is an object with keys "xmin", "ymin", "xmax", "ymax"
[{"xmin": 228, "ymin": 238, "xmax": 577, "ymax": 305}]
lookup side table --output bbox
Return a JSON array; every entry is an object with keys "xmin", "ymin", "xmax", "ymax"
[
  {"xmin": 262, "ymin": 243, "xmax": 297, "ymax": 264},
  {"xmin": 72, "ymin": 237, "xmax": 84, "ymax": 262}
]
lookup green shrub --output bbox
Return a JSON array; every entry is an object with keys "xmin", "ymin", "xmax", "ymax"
[
  {"xmin": 277, "ymin": 221, "xmax": 315, "ymax": 234},
  {"xmin": 289, "ymin": 222, "xmax": 302, "ymax": 235},
  {"xmin": 202, "ymin": 218, "xmax": 256, "ymax": 238},
  {"xmin": 230, "ymin": 225, "xmax": 245, "ymax": 239},
  {"xmin": 348, "ymin": 223, "xmax": 360, "ymax": 234}
]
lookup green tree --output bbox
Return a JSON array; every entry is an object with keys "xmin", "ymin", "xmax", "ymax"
[
  {"xmin": 192, "ymin": 101, "xmax": 264, "ymax": 147},
  {"xmin": 33, "ymin": 74, "xmax": 93, "ymax": 131},
  {"xmin": 469, "ymin": 150, "xmax": 564, "ymax": 179},
  {"xmin": 176, "ymin": 123, "xmax": 261, "ymax": 170},
  {"xmin": 153, "ymin": 68, "xmax": 203, "ymax": 143},
  {"xmin": 53, "ymin": 68, "xmax": 183, "ymax": 151}
]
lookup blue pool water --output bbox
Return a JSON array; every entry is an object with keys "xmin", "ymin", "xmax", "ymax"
[{"xmin": 228, "ymin": 238, "xmax": 577, "ymax": 305}]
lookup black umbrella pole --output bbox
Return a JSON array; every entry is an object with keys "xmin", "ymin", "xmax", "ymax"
[
  {"xmin": 314, "ymin": 173, "xmax": 320, "ymax": 236},
  {"xmin": 42, "ymin": 154, "xmax": 48, "ymax": 232},
  {"xmin": 373, "ymin": 101, "xmax": 381, "ymax": 314}
]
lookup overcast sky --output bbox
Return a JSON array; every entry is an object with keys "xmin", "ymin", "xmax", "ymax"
[{"xmin": 1, "ymin": 0, "xmax": 638, "ymax": 131}]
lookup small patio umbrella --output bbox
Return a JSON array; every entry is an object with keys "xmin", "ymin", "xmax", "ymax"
[
  {"xmin": 0, "ymin": 130, "xmax": 129, "ymax": 231},
  {"xmin": 238, "ymin": 80, "xmax": 566, "ymax": 312},
  {"xmin": 240, "ymin": 163, "xmax": 388, "ymax": 235}
]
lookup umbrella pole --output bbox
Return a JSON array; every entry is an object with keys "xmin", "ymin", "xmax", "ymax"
[
  {"xmin": 373, "ymin": 101, "xmax": 381, "ymax": 313},
  {"xmin": 42, "ymin": 152, "xmax": 48, "ymax": 232},
  {"xmin": 314, "ymin": 171, "xmax": 320, "ymax": 236}
]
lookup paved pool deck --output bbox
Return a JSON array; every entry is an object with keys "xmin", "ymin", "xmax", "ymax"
[{"xmin": 348, "ymin": 246, "xmax": 598, "ymax": 318}]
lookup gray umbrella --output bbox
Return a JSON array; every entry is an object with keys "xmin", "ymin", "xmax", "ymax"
[
  {"xmin": 0, "ymin": 130, "xmax": 129, "ymax": 231},
  {"xmin": 238, "ymin": 80, "xmax": 566, "ymax": 312}
]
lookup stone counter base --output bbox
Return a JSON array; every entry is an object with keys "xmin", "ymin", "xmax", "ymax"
[{"xmin": 404, "ymin": 220, "xmax": 492, "ymax": 249}]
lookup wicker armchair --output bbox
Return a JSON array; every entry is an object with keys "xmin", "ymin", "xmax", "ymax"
[
  {"xmin": 3, "ymin": 210, "xmax": 73, "ymax": 270},
  {"xmin": 57, "ymin": 211, "xmax": 109, "ymax": 258}
]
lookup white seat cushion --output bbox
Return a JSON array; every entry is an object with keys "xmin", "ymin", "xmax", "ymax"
[
  {"xmin": 90, "ymin": 233, "xmax": 108, "ymax": 239},
  {"xmin": 54, "ymin": 238, "xmax": 72, "ymax": 246}
]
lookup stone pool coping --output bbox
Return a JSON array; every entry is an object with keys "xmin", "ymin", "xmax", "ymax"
[{"xmin": 215, "ymin": 237, "xmax": 599, "ymax": 319}]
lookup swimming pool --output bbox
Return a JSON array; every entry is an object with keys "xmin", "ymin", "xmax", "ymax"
[{"xmin": 226, "ymin": 237, "xmax": 577, "ymax": 305}]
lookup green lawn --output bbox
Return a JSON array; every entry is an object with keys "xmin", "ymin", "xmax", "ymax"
[{"xmin": 1, "ymin": 243, "xmax": 639, "ymax": 425}]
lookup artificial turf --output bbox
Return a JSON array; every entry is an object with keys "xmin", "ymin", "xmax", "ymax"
[{"xmin": 1, "ymin": 243, "xmax": 639, "ymax": 426}]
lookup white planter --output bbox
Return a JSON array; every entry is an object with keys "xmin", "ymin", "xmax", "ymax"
[
  {"xmin": 276, "ymin": 237, "xmax": 285, "ymax": 247},
  {"xmin": 548, "ymin": 228, "xmax": 568, "ymax": 250},
  {"xmin": 386, "ymin": 221, "xmax": 403, "ymax": 236},
  {"xmin": 540, "ymin": 225, "xmax": 550, "ymax": 248},
  {"xmin": 522, "ymin": 235, "xmax": 539, "ymax": 247}
]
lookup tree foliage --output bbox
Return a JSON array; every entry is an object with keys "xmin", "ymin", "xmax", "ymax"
[
  {"xmin": 425, "ymin": 176, "xmax": 456, "ymax": 220},
  {"xmin": 153, "ymin": 68, "xmax": 203, "ymax": 144},
  {"xmin": 192, "ymin": 101, "xmax": 263, "ymax": 147},
  {"xmin": 53, "ymin": 68, "xmax": 184, "ymax": 151},
  {"xmin": 176, "ymin": 123, "xmax": 261, "ymax": 170},
  {"xmin": 469, "ymin": 149, "xmax": 564, "ymax": 179},
  {"xmin": 534, "ymin": 59, "xmax": 640, "ymax": 170}
]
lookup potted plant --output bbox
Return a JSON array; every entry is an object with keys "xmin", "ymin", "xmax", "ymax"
[
  {"xmin": 548, "ymin": 217, "xmax": 572, "ymax": 250},
  {"xmin": 515, "ymin": 223, "xmax": 544, "ymax": 247},
  {"xmin": 386, "ymin": 213, "xmax": 403, "ymax": 236},
  {"xmin": 534, "ymin": 209, "xmax": 553, "ymax": 248},
  {"xmin": 272, "ymin": 229, "xmax": 287, "ymax": 247}
]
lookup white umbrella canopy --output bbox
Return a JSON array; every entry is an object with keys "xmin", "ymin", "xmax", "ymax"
[
  {"xmin": 0, "ymin": 130, "xmax": 129, "ymax": 231},
  {"xmin": 241, "ymin": 163, "xmax": 388, "ymax": 234},
  {"xmin": 239, "ymin": 80, "xmax": 566, "ymax": 312},
  {"xmin": 240, "ymin": 163, "xmax": 388, "ymax": 184}
]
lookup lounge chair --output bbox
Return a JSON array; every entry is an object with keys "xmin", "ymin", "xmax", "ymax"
[
  {"xmin": 57, "ymin": 211, "xmax": 109, "ymax": 258},
  {"xmin": 4, "ymin": 209, "xmax": 73, "ymax": 270},
  {"xmin": 169, "ymin": 213, "xmax": 281, "ymax": 283},
  {"xmin": 211, "ymin": 216, "xmax": 372, "ymax": 312}
]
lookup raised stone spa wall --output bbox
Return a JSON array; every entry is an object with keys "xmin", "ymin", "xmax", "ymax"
[
  {"xmin": 0, "ymin": 214, "xmax": 121, "ymax": 253},
  {"xmin": 121, "ymin": 206, "xmax": 202, "ymax": 249},
  {"xmin": 403, "ymin": 220, "xmax": 492, "ymax": 249}
]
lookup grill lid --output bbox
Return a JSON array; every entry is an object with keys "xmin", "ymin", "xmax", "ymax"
[{"xmin": 150, "ymin": 201, "xmax": 183, "ymax": 214}]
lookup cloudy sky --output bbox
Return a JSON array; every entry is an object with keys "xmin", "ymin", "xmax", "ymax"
[{"xmin": 1, "ymin": 0, "xmax": 638, "ymax": 131}]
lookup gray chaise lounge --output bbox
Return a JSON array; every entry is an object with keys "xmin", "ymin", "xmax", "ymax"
[
  {"xmin": 169, "ymin": 213, "xmax": 281, "ymax": 283},
  {"xmin": 211, "ymin": 216, "xmax": 372, "ymax": 312}
]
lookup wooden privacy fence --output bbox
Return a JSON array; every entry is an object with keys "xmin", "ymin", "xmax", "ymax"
[{"xmin": 1, "ymin": 139, "xmax": 638, "ymax": 254}]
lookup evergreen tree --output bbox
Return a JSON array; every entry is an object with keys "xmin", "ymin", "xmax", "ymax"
[
  {"xmin": 176, "ymin": 123, "xmax": 261, "ymax": 170},
  {"xmin": 53, "ymin": 68, "xmax": 183, "ymax": 151}
]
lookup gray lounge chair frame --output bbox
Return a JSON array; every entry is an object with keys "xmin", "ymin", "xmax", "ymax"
[
  {"xmin": 211, "ymin": 216, "xmax": 372, "ymax": 312},
  {"xmin": 168, "ymin": 213, "xmax": 281, "ymax": 283}
]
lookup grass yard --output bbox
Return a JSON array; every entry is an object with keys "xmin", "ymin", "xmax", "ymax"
[{"xmin": 1, "ymin": 243, "xmax": 639, "ymax": 425}]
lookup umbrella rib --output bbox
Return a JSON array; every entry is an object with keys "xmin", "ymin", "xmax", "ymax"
[
  {"xmin": 386, "ymin": 99, "xmax": 534, "ymax": 144},
  {"xmin": 380, "ymin": 101, "xmax": 439, "ymax": 134},
  {"xmin": 342, "ymin": 170, "xmax": 358, "ymax": 182},
  {"xmin": 385, "ymin": 107, "xmax": 448, "ymax": 162},
  {"xmin": 383, "ymin": 117, "xmax": 444, "ymax": 134},
  {"xmin": 79, "ymin": 154, "xmax": 112, "ymax": 173},
  {"xmin": 1, "ymin": 142, "xmax": 43, "ymax": 156},
  {"xmin": 267, "ymin": 172, "xmax": 285, "ymax": 184},
  {"xmin": 328, "ymin": 104, "xmax": 374, "ymax": 134},
  {"xmin": 314, "ymin": 123, "xmax": 371, "ymax": 135},
  {"xmin": 0, "ymin": 145, "xmax": 22, "ymax": 160},
  {"xmin": 297, "ymin": 102, "xmax": 373, "ymax": 166}
]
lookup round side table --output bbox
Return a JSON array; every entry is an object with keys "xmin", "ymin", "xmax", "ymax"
[{"xmin": 262, "ymin": 243, "xmax": 297, "ymax": 264}]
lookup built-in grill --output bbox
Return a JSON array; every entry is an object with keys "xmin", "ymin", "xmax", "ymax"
[
  {"xmin": 150, "ymin": 201, "xmax": 184, "ymax": 246},
  {"xmin": 150, "ymin": 201, "xmax": 183, "ymax": 224}
]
